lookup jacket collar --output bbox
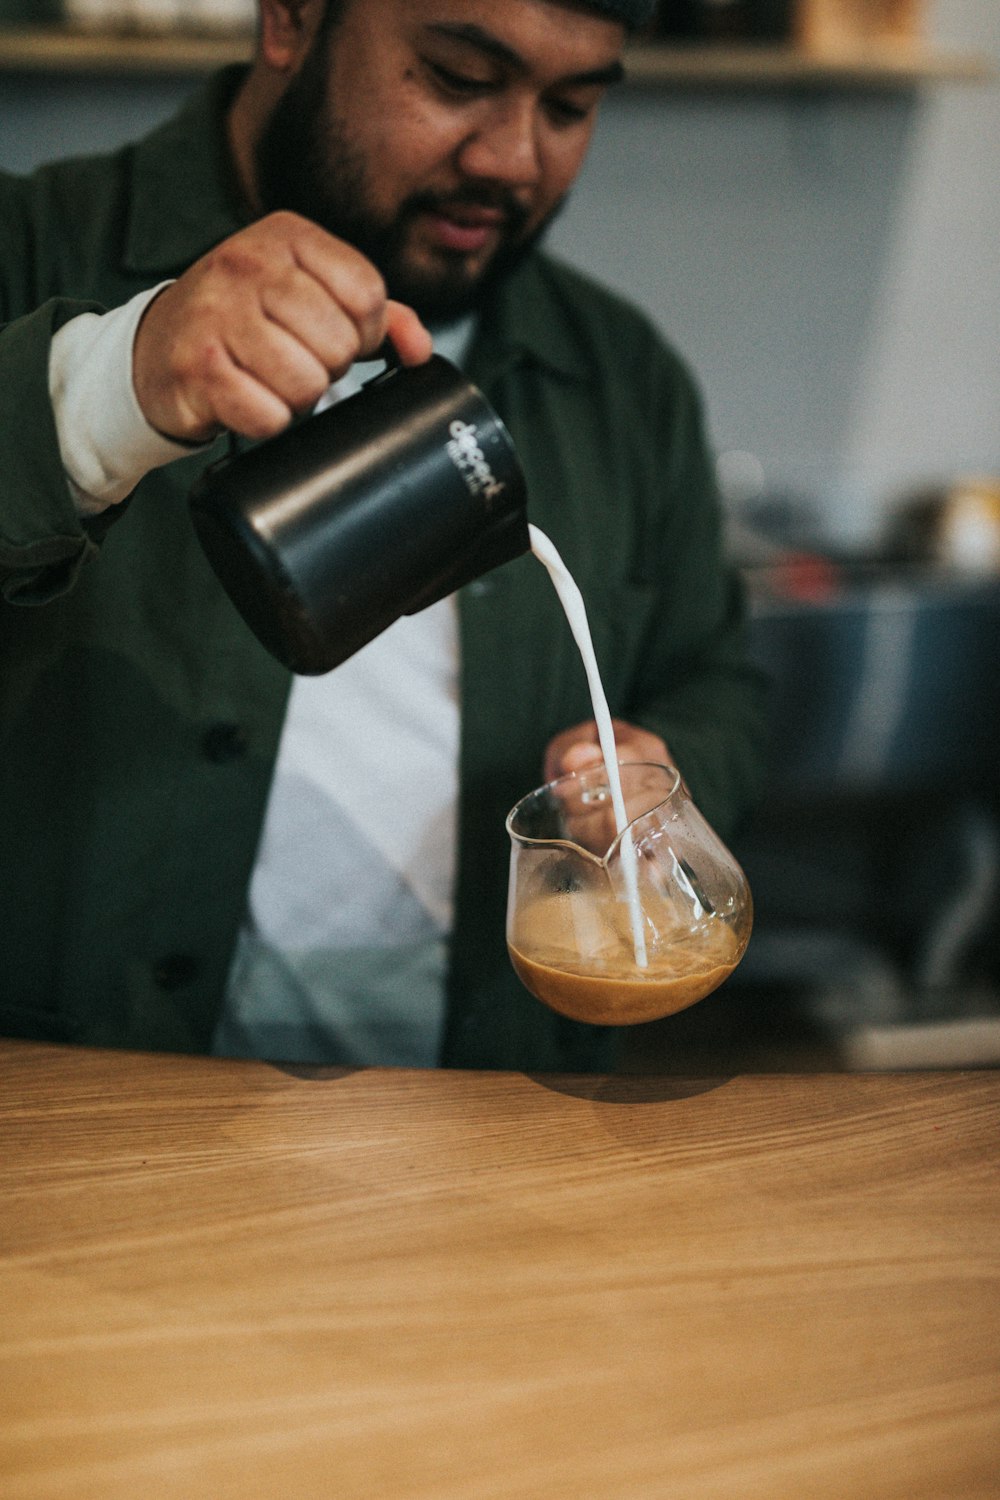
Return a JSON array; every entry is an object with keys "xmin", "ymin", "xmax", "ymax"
[
  {"xmin": 475, "ymin": 254, "xmax": 592, "ymax": 384},
  {"xmin": 122, "ymin": 67, "xmax": 589, "ymax": 384},
  {"xmin": 123, "ymin": 67, "xmax": 250, "ymax": 277}
]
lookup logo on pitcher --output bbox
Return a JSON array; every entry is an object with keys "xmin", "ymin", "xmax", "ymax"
[{"xmin": 446, "ymin": 420, "xmax": 506, "ymax": 502}]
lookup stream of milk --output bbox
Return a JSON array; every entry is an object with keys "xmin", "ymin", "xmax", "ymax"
[{"xmin": 528, "ymin": 524, "xmax": 648, "ymax": 969}]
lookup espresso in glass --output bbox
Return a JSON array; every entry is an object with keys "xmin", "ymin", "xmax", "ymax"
[{"xmin": 507, "ymin": 529, "xmax": 752, "ymax": 1027}]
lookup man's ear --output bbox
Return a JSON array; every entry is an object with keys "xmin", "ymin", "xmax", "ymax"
[{"xmin": 257, "ymin": 0, "xmax": 326, "ymax": 73}]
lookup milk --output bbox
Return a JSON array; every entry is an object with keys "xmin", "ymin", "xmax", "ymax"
[{"xmin": 528, "ymin": 524, "xmax": 648, "ymax": 968}]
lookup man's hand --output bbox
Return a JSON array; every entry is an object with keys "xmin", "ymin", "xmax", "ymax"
[
  {"xmin": 543, "ymin": 718, "xmax": 673, "ymax": 784},
  {"xmin": 132, "ymin": 211, "xmax": 433, "ymax": 445}
]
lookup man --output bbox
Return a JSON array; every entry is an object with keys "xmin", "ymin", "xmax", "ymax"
[{"xmin": 0, "ymin": 0, "xmax": 768, "ymax": 1072}]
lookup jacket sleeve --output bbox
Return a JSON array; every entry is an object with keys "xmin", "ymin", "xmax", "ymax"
[
  {"xmin": 0, "ymin": 297, "xmax": 125, "ymax": 604},
  {"xmin": 626, "ymin": 345, "xmax": 770, "ymax": 841}
]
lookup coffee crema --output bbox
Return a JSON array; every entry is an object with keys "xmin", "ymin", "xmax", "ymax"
[
  {"xmin": 508, "ymin": 947, "xmax": 738, "ymax": 1026},
  {"xmin": 508, "ymin": 893, "xmax": 742, "ymax": 1024}
]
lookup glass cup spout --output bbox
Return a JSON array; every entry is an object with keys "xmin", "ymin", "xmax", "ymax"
[{"xmin": 505, "ymin": 761, "xmax": 753, "ymax": 1025}]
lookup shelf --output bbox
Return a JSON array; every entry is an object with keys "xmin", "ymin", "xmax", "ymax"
[
  {"xmin": 626, "ymin": 40, "xmax": 995, "ymax": 88},
  {"xmin": 0, "ymin": 25, "xmax": 994, "ymax": 87},
  {"xmin": 0, "ymin": 24, "xmax": 252, "ymax": 74}
]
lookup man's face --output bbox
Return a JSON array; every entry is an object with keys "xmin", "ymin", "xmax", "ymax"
[{"xmin": 255, "ymin": 0, "xmax": 625, "ymax": 319}]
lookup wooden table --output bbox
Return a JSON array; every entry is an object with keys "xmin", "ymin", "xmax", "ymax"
[{"xmin": 1, "ymin": 1040, "xmax": 998, "ymax": 1499}]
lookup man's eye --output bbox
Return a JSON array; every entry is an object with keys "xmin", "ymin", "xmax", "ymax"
[
  {"xmin": 427, "ymin": 62, "xmax": 492, "ymax": 96},
  {"xmin": 546, "ymin": 97, "xmax": 591, "ymax": 126}
]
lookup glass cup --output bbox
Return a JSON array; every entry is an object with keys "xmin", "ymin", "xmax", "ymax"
[{"xmin": 506, "ymin": 761, "xmax": 753, "ymax": 1025}]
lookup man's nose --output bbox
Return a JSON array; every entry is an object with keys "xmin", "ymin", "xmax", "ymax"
[{"xmin": 455, "ymin": 98, "xmax": 543, "ymax": 189}]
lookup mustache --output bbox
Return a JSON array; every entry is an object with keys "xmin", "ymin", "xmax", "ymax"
[{"xmin": 401, "ymin": 187, "xmax": 532, "ymax": 237}]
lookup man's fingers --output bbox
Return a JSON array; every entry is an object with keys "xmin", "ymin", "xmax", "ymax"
[
  {"xmin": 133, "ymin": 213, "xmax": 434, "ymax": 443},
  {"xmin": 257, "ymin": 269, "xmax": 367, "ymax": 373},
  {"xmin": 179, "ymin": 352, "xmax": 294, "ymax": 442},
  {"xmin": 288, "ymin": 214, "xmax": 393, "ymax": 356},
  {"xmin": 543, "ymin": 720, "xmax": 598, "ymax": 783},
  {"xmin": 224, "ymin": 317, "xmax": 337, "ymax": 416},
  {"xmin": 385, "ymin": 300, "xmax": 435, "ymax": 366},
  {"xmin": 543, "ymin": 718, "xmax": 673, "ymax": 784},
  {"xmin": 560, "ymin": 740, "xmax": 604, "ymax": 773}
]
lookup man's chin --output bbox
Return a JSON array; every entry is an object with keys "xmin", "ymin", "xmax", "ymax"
[
  {"xmin": 385, "ymin": 237, "xmax": 538, "ymax": 323},
  {"xmin": 384, "ymin": 263, "xmax": 492, "ymax": 324}
]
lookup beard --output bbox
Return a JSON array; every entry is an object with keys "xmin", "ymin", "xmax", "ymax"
[{"xmin": 253, "ymin": 31, "xmax": 563, "ymax": 322}]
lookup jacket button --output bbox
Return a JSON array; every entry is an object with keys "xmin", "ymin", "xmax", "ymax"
[
  {"xmin": 201, "ymin": 722, "xmax": 249, "ymax": 763},
  {"xmin": 152, "ymin": 954, "xmax": 199, "ymax": 991}
]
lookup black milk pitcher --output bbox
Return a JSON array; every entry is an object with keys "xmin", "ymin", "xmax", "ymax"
[{"xmin": 188, "ymin": 354, "xmax": 529, "ymax": 675}]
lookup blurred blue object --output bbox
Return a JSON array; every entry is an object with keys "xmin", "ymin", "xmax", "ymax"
[{"xmin": 744, "ymin": 563, "xmax": 1000, "ymax": 796}]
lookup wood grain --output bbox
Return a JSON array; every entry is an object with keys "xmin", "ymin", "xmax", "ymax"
[{"xmin": 1, "ymin": 1040, "xmax": 997, "ymax": 1499}]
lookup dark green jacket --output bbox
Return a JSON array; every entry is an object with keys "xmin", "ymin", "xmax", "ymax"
[{"xmin": 0, "ymin": 71, "xmax": 768, "ymax": 1072}]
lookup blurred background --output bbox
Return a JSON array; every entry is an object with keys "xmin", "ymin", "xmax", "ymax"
[{"xmin": 2, "ymin": 0, "xmax": 997, "ymax": 1069}]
